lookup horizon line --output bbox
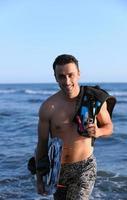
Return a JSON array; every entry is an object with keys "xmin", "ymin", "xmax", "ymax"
[{"xmin": 0, "ymin": 81, "xmax": 127, "ymax": 84}]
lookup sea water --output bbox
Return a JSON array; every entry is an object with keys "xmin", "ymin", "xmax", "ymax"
[{"xmin": 0, "ymin": 83, "xmax": 127, "ymax": 200}]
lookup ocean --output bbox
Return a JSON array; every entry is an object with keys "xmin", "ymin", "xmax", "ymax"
[{"xmin": 0, "ymin": 83, "xmax": 127, "ymax": 200}]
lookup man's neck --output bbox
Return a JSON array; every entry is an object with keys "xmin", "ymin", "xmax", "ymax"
[{"xmin": 62, "ymin": 85, "xmax": 80, "ymax": 101}]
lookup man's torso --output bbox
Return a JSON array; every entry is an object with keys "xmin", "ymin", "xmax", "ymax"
[{"xmin": 45, "ymin": 91, "xmax": 94, "ymax": 164}]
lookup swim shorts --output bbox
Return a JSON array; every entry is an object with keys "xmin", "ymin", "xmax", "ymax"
[{"xmin": 54, "ymin": 154, "xmax": 97, "ymax": 200}]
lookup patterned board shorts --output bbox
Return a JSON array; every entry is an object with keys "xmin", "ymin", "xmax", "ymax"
[{"xmin": 54, "ymin": 154, "xmax": 97, "ymax": 200}]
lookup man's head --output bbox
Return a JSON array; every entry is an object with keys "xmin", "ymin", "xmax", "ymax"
[
  {"xmin": 53, "ymin": 54, "xmax": 80, "ymax": 98},
  {"xmin": 53, "ymin": 54, "xmax": 79, "ymax": 72}
]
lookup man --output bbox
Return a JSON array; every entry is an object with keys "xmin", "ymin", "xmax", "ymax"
[{"xmin": 35, "ymin": 54, "xmax": 115, "ymax": 200}]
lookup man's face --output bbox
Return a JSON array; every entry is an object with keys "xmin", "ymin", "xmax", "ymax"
[{"xmin": 54, "ymin": 63, "xmax": 80, "ymax": 96}]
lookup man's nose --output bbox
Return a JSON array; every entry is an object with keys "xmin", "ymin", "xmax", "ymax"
[{"xmin": 65, "ymin": 76, "xmax": 70, "ymax": 84}]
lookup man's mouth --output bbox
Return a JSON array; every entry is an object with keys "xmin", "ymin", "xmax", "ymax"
[{"xmin": 65, "ymin": 85, "xmax": 72, "ymax": 90}]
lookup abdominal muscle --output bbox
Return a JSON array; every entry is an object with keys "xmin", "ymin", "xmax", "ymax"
[
  {"xmin": 51, "ymin": 122, "xmax": 94, "ymax": 164},
  {"xmin": 61, "ymin": 138, "xmax": 94, "ymax": 164}
]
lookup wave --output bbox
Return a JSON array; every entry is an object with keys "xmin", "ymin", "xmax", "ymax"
[
  {"xmin": 0, "ymin": 89, "xmax": 56, "ymax": 95},
  {"xmin": 0, "ymin": 111, "xmax": 20, "ymax": 117},
  {"xmin": 90, "ymin": 170, "xmax": 127, "ymax": 200},
  {"xmin": 27, "ymin": 99, "xmax": 43, "ymax": 103},
  {"xmin": 0, "ymin": 89, "xmax": 16, "ymax": 94},
  {"xmin": 0, "ymin": 112, "xmax": 12, "ymax": 117},
  {"xmin": 0, "ymin": 87, "xmax": 127, "ymax": 97},
  {"xmin": 117, "ymin": 100, "xmax": 127, "ymax": 104},
  {"xmin": 109, "ymin": 91, "xmax": 127, "ymax": 97},
  {"xmin": 24, "ymin": 89, "xmax": 56, "ymax": 95}
]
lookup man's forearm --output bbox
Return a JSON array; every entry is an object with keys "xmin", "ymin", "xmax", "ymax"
[
  {"xmin": 35, "ymin": 139, "xmax": 48, "ymax": 162},
  {"xmin": 96, "ymin": 123, "xmax": 113, "ymax": 138}
]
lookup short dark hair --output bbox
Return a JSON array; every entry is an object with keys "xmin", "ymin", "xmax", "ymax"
[{"xmin": 53, "ymin": 54, "xmax": 79, "ymax": 71}]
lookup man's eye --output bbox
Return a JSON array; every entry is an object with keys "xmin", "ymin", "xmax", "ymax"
[
  {"xmin": 58, "ymin": 75, "xmax": 65, "ymax": 79},
  {"xmin": 69, "ymin": 74, "xmax": 74, "ymax": 78}
]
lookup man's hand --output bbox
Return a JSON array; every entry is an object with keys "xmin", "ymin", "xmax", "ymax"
[
  {"xmin": 86, "ymin": 123, "xmax": 98, "ymax": 138},
  {"xmin": 36, "ymin": 174, "xmax": 48, "ymax": 196}
]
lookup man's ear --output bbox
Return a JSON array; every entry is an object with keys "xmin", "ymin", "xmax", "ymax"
[{"xmin": 78, "ymin": 70, "xmax": 80, "ymax": 79}]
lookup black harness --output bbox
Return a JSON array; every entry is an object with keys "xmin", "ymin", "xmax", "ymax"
[{"xmin": 73, "ymin": 85, "xmax": 116, "ymax": 145}]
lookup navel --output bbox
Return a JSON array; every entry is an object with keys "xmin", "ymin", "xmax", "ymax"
[{"xmin": 55, "ymin": 125, "xmax": 61, "ymax": 129}]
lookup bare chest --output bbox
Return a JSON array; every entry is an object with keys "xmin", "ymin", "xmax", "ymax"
[{"xmin": 50, "ymin": 101, "xmax": 76, "ymax": 132}]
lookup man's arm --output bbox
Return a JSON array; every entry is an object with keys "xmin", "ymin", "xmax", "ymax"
[
  {"xmin": 95, "ymin": 101, "xmax": 113, "ymax": 137},
  {"xmin": 35, "ymin": 102, "xmax": 50, "ymax": 195},
  {"xmin": 86, "ymin": 102, "xmax": 113, "ymax": 138}
]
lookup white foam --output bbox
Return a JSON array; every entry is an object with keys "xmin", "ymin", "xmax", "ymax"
[
  {"xmin": 25, "ymin": 89, "xmax": 56, "ymax": 95},
  {"xmin": 0, "ymin": 89, "xmax": 16, "ymax": 94},
  {"xmin": 109, "ymin": 91, "xmax": 127, "ymax": 96},
  {"xmin": 34, "ymin": 194, "xmax": 54, "ymax": 200}
]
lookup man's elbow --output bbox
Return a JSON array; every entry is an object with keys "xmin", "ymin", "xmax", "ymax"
[
  {"xmin": 107, "ymin": 122, "xmax": 114, "ymax": 136},
  {"xmin": 101, "ymin": 122, "xmax": 113, "ymax": 138}
]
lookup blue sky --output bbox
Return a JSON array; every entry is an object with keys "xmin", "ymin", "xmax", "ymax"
[{"xmin": 0, "ymin": 0, "xmax": 127, "ymax": 83}]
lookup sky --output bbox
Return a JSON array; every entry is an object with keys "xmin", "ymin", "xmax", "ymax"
[{"xmin": 0, "ymin": 0, "xmax": 127, "ymax": 83}]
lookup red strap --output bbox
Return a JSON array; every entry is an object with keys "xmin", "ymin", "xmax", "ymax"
[{"xmin": 57, "ymin": 184, "xmax": 66, "ymax": 188}]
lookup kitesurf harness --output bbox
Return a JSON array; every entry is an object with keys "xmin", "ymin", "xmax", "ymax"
[{"xmin": 73, "ymin": 85, "xmax": 116, "ymax": 145}]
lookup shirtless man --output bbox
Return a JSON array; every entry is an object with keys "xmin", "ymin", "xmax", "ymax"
[{"xmin": 36, "ymin": 54, "xmax": 113, "ymax": 200}]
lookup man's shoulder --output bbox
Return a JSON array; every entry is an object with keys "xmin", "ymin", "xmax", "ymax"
[
  {"xmin": 44, "ymin": 91, "xmax": 60, "ymax": 105},
  {"xmin": 39, "ymin": 91, "xmax": 60, "ymax": 116}
]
